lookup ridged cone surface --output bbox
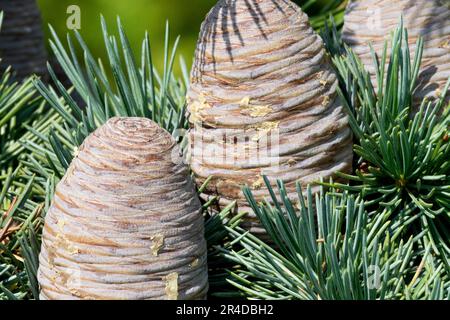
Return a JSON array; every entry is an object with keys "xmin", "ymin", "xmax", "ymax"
[
  {"xmin": 38, "ymin": 117, "xmax": 208, "ymax": 300},
  {"xmin": 0, "ymin": 0, "xmax": 47, "ymax": 80},
  {"xmin": 343, "ymin": 0, "xmax": 450, "ymax": 107},
  {"xmin": 188, "ymin": 0, "xmax": 353, "ymax": 234}
]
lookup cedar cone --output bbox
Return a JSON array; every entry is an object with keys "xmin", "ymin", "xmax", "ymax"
[
  {"xmin": 187, "ymin": 0, "xmax": 353, "ymax": 234},
  {"xmin": 343, "ymin": 0, "xmax": 450, "ymax": 108},
  {"xmin": 0, "ymin": 0, "xmax": 48, "ymax": 80},
  {"xmin": 38, "ymin": 117, "xmax": 208, "ymax": 300}
]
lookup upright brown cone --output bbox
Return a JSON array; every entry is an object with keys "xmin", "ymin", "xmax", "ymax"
[
  {"xmin": 0, "ymin": 0, "xmax": 48, "ymax": 80},
  {"xmin": 38, "ymin": 118, "xmax": 208, "ymax": 300},
  {"xmin": 343, "ymin": 0, "xmax": 450, "ymax": 107},
  {"xmin": 187, "ymin": 0, "xmax": 353, "ymax": 234}
]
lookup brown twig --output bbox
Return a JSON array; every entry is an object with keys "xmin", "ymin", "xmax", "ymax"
[{"xmin": 0, "ymin": 197, "xmax": 18, "ymax": 242}]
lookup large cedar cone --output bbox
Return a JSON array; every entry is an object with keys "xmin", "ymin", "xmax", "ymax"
[
  {"xmin": 38, "ymin": 118, "xmax": 208, "ymax": 300},
  {"xmin": 0, "ymin": 0, "xmax": 47, "ymax": 80},
  {"xmin": 343, "ymin": 0, "xmax": 450, "ymax": 108},
  {"xmin": 187, "ymin": 0, "xmax": 353, "ymax": 234}
]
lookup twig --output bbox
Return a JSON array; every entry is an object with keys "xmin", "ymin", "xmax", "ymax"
[{"xmin": 0, "ymin": 197, "xmax": 18, "ymax": 242}]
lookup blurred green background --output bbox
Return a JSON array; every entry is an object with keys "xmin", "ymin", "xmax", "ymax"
[
  {"xmin": 37, "ymin": 0, "xmax": 220, "ymax": 72},
  {"xmin": 36, "ymin": 0, "xmax": 331, "ymax": 73}
]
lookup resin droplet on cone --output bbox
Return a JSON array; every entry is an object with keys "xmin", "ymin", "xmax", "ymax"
[
  {"xmin": 343, "ymin": 0, "xmax": 450, "ymax": 107},
  {"xmin": 188, "ymin": 0, "xmax": 353, "ymax": 234},
  {"xmin": 38, "ymin": 117, "xmax": 208, "ymax": 300}
]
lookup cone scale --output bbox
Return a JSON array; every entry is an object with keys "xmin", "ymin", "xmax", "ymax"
[
  {"xmin": 188, "ymin": 0, "xmax": 353, "ymax": 234},
  {"xmin": 38, "ymin": 118, "xmax": 208, "ymax": 300}
]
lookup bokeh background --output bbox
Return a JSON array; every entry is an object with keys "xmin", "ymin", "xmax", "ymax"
[{"xmin": 36, "ymin": 0, "xmax": 329, "ymax": 72}]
